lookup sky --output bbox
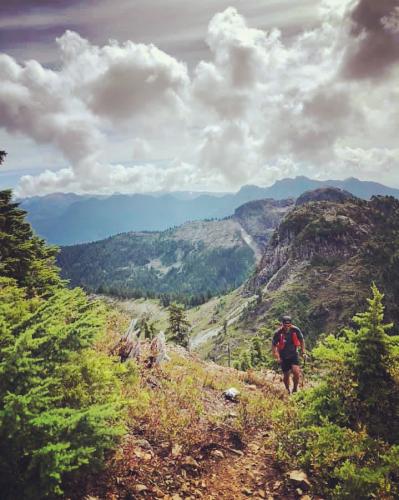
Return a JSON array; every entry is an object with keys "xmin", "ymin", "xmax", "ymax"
[{"xmin": 0, "ymin": 0, "xmax": 399, "ymax": 196}]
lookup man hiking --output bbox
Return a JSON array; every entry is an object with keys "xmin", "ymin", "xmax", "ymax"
[{"xmin": 272, "ymin": 315, "xmax": 306, "ymax": 394}]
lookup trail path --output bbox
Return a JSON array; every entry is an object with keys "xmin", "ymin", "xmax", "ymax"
[
  {"xmin": 194, "ymin": 430, "xmax": 297, "ymax": 500},
  {"xmin": 83, "ymin": 419, "xmax": 299, "ymax": 500},
  {"xmin": 80, "ymin": 351, "xmax": 310, "ymax": 500}
]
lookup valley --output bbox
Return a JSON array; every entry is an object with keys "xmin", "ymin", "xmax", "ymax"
[
  {"xmin": 91, "ymin": 189, "xmax": 399, "ymax": 369},
  {"xmin": 58, "ymin": 199, "xmax": 293, "ymax": 304}
]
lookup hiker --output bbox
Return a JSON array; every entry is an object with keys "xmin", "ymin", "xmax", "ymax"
[{"xmin": 272, "ymin": 315, "xmax": 306, "ymax": 394}]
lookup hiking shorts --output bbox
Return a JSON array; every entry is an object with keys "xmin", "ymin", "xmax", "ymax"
[{"xmin": 281, "ymin": 354, "xmax": 300, "ymax": 373}]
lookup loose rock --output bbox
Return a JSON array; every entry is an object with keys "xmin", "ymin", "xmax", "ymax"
[
  {"xmin": 172, "ymin": 443, "xmax": 183, "ymax": 457},
  {"xmin": 288, "ymin": 470, "xmax": 311, "ymax": 491},
  {"xmin": 182, "ymin": 456, "xmax": 200, "ymax": 469},
  {"xmin": 135, "ymin": 438, "xmax": 152, "ymax": 450},
  {"xmin": 231, "ymin": 449, "xmax": 244, "ymax": 456},
  {"xmin": 223, "ymin": 387, "xmax": 240, "ymax": 402},
  {"xmin": 210, "ymin": 450, "xmax": 224, "ymax": 459},
  {"xmin": 133, "ymin": 484, "xmax": 148, "ymax": 493}
]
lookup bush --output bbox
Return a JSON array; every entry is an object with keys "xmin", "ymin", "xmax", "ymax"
[
  {"xmin": 277, "ymin": 421, "xmax": 398, "ymax": 499},
  {"xmin": 275, "ymin": 285, "xmax": 399, "ymax": 499},
  {"xmin": 0, "ymin": 285, "xmax": 128, "ymax": 498},
  {"xmin": 309, "ymin": 284, "xmax": 399, "ymax": 442}
]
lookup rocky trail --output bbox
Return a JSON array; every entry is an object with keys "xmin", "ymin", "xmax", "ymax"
[
  {"xmin": 193, "ymin": 430, "xmax": 301, "ymax": 500},
  {"xmin": 75, "ymin": 346, "xmax": 313, "ymax": 500}
]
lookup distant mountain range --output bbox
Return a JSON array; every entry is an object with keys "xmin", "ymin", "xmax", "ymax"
[{"xmin": 20, "ymin": 176, "xmax": 399, "ymax": 245}]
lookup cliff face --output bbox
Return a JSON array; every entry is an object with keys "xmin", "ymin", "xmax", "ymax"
[
  {"xmin": 233, "ymin": 198, "xmax": 294, "ymax": 252},
  {"xmin": 237, "ymin": 195, "xmax": 399, "ymax": 346},
  {"xmin": 252, "ymin": 198, "xmax": 371, "ymax": 291}
]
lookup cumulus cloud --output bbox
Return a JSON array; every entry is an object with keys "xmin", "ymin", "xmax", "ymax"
[
  {"xmin": 81, "ymin": 40, "xmax": 189, "ymax": 122},
  {"xmin": 0, "ymin": 31, "xmax": 193, "ymax": 195},
  {"xmin": 197, "ymin": 121, "xmax": 263, "ymax": 186},
  {"xmin": 1, "ymin": 0, "xmax": 399, "ymax": 196},
  {"xmin": 335, "ymin": 145, "xmax": 399, "ymax": 179},
  {"xmin": 342, "ymin": 0, "xmax": 399, "ymax": 79}
]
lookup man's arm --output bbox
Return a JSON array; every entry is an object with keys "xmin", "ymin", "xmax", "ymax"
[
  {"xmin": 271, "ymin": 331, "xmax": 281, "ymax": 363},
  {"xmin": 296, "ymin": 328, "xmax": 306, "ymax": 356},
  {"xmin": 272, "ymin": 344, "xmax": 281, "ymax": 363}
]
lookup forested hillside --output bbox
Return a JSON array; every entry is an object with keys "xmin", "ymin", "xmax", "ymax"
[{"xmin": 58, "ymin": 199, "xmax": 293, "ymax": 304}]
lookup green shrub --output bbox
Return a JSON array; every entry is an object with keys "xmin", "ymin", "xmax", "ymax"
[
  {"xmin": 0, "ymin": 285, "xmax": 128, "ymax": 498},
  {"xmin": 275, "ymin": 285, "xmax": 399, "ymax": 499},
  {"xmin": 310, "ymin": 284, "xmax": 399, "ymax": 442},
  {"xmin": 277, "ymin": 421, "xmax": 398, "ymax": 499}
]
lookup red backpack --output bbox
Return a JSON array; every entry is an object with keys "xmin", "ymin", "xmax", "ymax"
[{"xmin": 277, "ymin": 327, "xmax": 301, "ymax": 351}]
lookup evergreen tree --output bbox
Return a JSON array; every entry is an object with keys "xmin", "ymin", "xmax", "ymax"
[
  {"xmin": 0, "ymin": 150, "xmax": 6, "ymax": 165},
  {"xmin": 239, "ymin": 350, "xmax": 252, "ymax": 371},
  {"xmin": 160, "ymin": 294, "xmax": 170, "ymax": 307},
  {"xmin": 280, "ymin": 285, "xmax": 399, "ymax": 498},
  {"xmin": 0, "ymin": 189, "xmax": 128, "ymax": 497},
  {"xmin": 0, "ymin": 190, "xmax": 62, "ymax": 296},
  {"xmin": 250, "ymin": 337, "xmax": 265, "ymax": 368},
  {"xmin": 351, "ymin": 283, "xmax": 399, "ymax": 442},
  {"xmin": 167, "ymin": 302, "xmax": 190, "ymax": 348},
  {"xmin": 0, "ymin": 282, "xmax": 127, "ymax": 498},
  {"xmin": 141, "ymin": 314, "xmax": 156, "ymax": 340},
  {"xmin": 308, "ymin": 284, "xmax": 399, "ymax": 443}
]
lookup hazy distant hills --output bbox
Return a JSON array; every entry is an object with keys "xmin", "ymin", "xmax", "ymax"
[{"xmin": 20, "ymin": 176, "xmax": 399, "ymax": 245}]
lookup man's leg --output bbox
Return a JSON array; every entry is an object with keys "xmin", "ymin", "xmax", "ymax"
[
  {"xmin": 291, "ymin": 364, "xmax": 301, "ymax": 392},
  {"xmin": 283, "ymin": 370, "xmax": 291, "ymax": 394}
]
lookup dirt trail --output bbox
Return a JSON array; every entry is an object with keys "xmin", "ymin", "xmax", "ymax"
[
  {"xmin": 195, "ymin": 430, "xmax": 296, "ymax": 500},
  {"xmin": 79, "ymin": 352, "xmax": 307, "ymax": 500},
  {"xmin": 82, "ymin": 424, "xmax": 298, "ymax": 500}
]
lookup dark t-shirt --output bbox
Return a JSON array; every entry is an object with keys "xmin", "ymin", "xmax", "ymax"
[{"xmin": 272, "ymin": 326, "xmax": 304, "ymax": 359}]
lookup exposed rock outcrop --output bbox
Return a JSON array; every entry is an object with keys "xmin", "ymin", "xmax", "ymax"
[
  {"xmin": 233, "ymin": 198, "xmax": 294, "ymax": 251},
  {"xmin": 249, "ymin": 199, "xmax": 371, "ymax": 292},
  {"xmin": 296, "ymin": 187, "xmax": 356, "ymax": 206}
]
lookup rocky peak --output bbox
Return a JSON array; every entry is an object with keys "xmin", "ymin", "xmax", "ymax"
[
  {"xmin": 295, "ymin": 187, "xmax": 356, "ymax": 206},
  {"xmin": 249, "ymin": 198, "xmax": 371, "ymax": 291}
]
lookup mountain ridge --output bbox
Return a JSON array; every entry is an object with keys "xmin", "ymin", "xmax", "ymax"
[{"xmin": 21, "ymin": 176, "xmax": 399, "ymax": 245}]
